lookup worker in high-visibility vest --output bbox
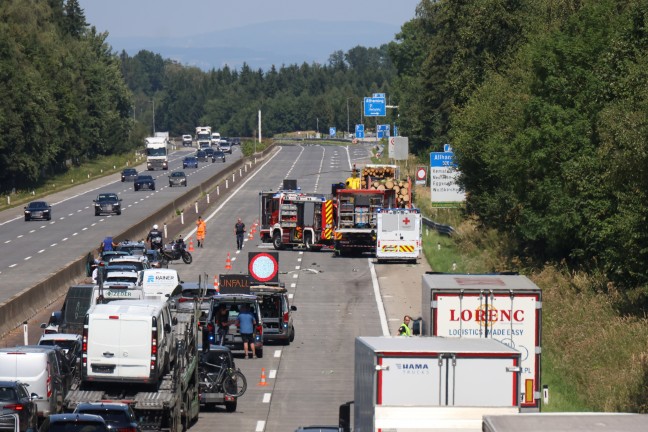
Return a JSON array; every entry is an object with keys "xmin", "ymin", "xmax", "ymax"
[
  {"xmin": 345, "ymin": 169, "xmax": 361, "ymax": 189},
  {"xmin": 397, "ymin": 315, "xmax": 412, "ymax": 336}
]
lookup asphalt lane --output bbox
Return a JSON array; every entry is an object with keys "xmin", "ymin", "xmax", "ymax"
[{"xmin": 0, "ymin": 145, "xmax": 243, "ymax": 303}]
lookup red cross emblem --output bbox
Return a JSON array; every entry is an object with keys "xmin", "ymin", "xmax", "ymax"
[{"xmin": 402, "ymin": 217, "xmax": 411, "ymax": 225}]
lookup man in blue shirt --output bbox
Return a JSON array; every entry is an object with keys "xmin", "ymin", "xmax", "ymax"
[{"xmin": 237, "ymin": 304, "xmax": 257, "ymax": 359}]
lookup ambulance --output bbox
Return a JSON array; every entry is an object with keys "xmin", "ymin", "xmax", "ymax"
[{"xmin": 375, "ymin": 208, "xmax": 422, "ymax": 263}]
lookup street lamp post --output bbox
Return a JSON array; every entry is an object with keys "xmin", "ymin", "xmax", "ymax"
[
  {"xmin": 346, "ymin": 97, "xmax": 351, "ymax": 138},
  {"xmin": 316, "ymin": 117, "xmax": 319, "ymax": 135},
  {"xmin": 151, "ymin": 99, "xmax": 155, "ymax": 135}
]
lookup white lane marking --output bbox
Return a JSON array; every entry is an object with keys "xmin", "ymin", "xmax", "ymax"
[
  {"xmin": 274, "ymin": 350, "xmax": 281, "ymax": 358},
  {"xmin": 50, "ymin": 243, "xmax": 57, "ymax": 247},
  {"xmin": 231, "ymin": 257, "xmax": 237, "ymax": 262},
  {"xmin": 68, "ymin": 213, "xmax": 74, "ymax": 216},
  {"xmin": 255, "ymin": 421, "xmax": 265, "ymax": 432},
  {"xmin": 295, "ymin": 266, "xmax": 300, "ymax": 270},
  {"xmin": 297, "ymin": 258, "xmax": 302, "ymax": 262},
  {"xmin": 73, "ymin": 233, "xmax": 78, "ymax": 236},
  {"xmin": 288, "ymin": 293, "xmax": 294, "ymax": 299},
  {"xmin": 29, "ymin": 230, "xmax": 35, "ymax": 233},
  {"xmin": 38, "ymin": 249, "xmax": 45, "ymax": 254},
  {"xmin": 178, "ymin": 147, "xmax": 284, "ymax": 240},
  {"xmin": 262, "ymin": 393, "xmax": 272, "ymax": 403},
  {"xmin": 292, "ymin": 274, "xmax": 298, "ymax": 279},
  {"xmin": 299, "ymin": 251, "xmax": 304, "ymax": 255},
  {"xmin": 17, "ymin": 235, "xmax": 23, "ymax": 239},
  {"xmin": 9, "ymin": 264, "xmax": 17, "ymax": 268},
  {"xmin": 91, "ymin": 223, "xmax": 97, "ymax": 227},
  {"xmin": 24, "ymin": 256, "xmax": 31, "ymax": 261},
  {"xmin": 62, "ymin": 238, "xmax": 68, "ymax": 242},
  {"xmin": 4, "ymin": 240, "xmax": 10, "ymax": 244},
  {"xmin": 77, "ymin": 209, "xmax": 82, "ymax": 212},
  {"xmin": 368, "ymin": 258, "xmax": 390, "ymax": 336},
  {"xmin": 82, "ymin": 227, "xmax": 88, "ymax": 231},
  {"xmin": 290, "ymin": 283, "xmax": 296, "ymax": 288},
  {"xmin": 269, "ymin": 369, "xmax": 277, "ymax": 379},
  {"xmin": 235, "ymin": 250, "xmax": 240, "ymax": 254}
]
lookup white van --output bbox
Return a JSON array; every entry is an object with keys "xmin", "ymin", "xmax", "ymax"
[
  {"xmin": 83, "ymin": 300, "xmax": 176, "ymax": 385},
  {"xmin": 139, "ymin": 268, "xmax": 181, "ymax": 300},
  {"xmin": 0, "ymin": 346, "xmax": 64, "ymax": 418}
]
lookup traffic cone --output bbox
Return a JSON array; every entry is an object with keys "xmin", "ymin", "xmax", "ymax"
[
  {"xmin": 188, "ymin": 240, "xmax": 194, "ymax": 252},
  {"xmin": 225, "ymin": 253, "xmax": 232, "ymax": 270},
  {"xmin": 248, "ymin": 231, "xmax": 254, "ymax": 240},
  {"xmin": 213, "ymin": 275, "xmax": 219, "ymax": 292},
  {"xmin": 257, "ymin": 367, "xmax": 268, "ymax": 386}
]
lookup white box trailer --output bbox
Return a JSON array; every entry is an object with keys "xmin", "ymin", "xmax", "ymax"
[
  {"xmin": 352, "ymin": 337, "xmax": 521, "ymax": 432},
  {"xmin": 482, "ymin": 413, "xmax": 648, "ymax": 432},
  {"xmin": 375, "ymin": 208, "xmax": 422, "ymax": 263},
  {"xmin": 421, "ymin": 273, "xmax": 542, "ymax": 411}
]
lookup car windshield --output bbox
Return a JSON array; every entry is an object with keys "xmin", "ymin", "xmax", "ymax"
[
  {"xmin": 182, "ymin": 288, "xmax": 217, "ymax": 297},
  {"xmin": 215, "ymin": 151, "xmax": 224, "ymax": 156},
  {"xmin": 49, "ymin": 422, "xmax": 106, "ymax": 432},
  {"xmin": 75, "ymin": 410, "xmax": 129, "ymax": 425},
  {"xmin": 28, "ymin": 201, "xmax": 48, "ymax": 209},
  {"xmin": 137, "ymin": 176, "xmax": 153, "ymax": 181},
  {"xmin": 197, "ymin": 151, "xmax": 206, "ymax": 156},
  {"xmin": 123, "ymin": 169, "xmax": 136, "ymax": 174},
  {"xmin": 39, "ymin": 339, "xmax": 78, "ymax": 352},
  {"xmin": 106, "ymin": 264, "xmax": 139, "ymax": 272},
  {"xmin": 97, "ymin": 194, "xmax": 117, "ymax": 202},
  {"xmin": 0, "ymin": 387, "xmax": 17, "ymax": 401},
  {"xmin": 171, "ymin": 172, "xmax": 184, "ymax": 177},
  {"xmin": 106, "ymin": 276, "xmax": 137, "ymax": 283}
]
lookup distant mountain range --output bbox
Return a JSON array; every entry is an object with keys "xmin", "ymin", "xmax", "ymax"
[{"xmin": 105, "ymin": 19, "xmax": 403, "ymax": 71}]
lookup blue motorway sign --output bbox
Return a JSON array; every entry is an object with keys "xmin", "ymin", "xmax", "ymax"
[
  {"xmin": 377, "ymin": 131, "xmax": 384, "ymax": 139},
  {"xmin": 364, "ymin": 97, "xmax": 386, "ymax": 117},
  {"xmin": 377, "ymin": 124, "xmax": 390, "ymax": 132},
  {"xmin": 329, "ymin": 127, "xmax": 336, "ymax": 138},
  {"xmin": 355, "ymin": 124, "xmax": 365, "ymax": 139},
  {"xmin": 430, "ymin": 151, "xmax": 457, "ymax": 167}
]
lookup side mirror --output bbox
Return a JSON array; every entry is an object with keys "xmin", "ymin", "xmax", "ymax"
[
  {"xmin": 291, "ymin": 305, "xmax": 297, "ymax": 311},
  {"xmin": 40, "ymin": 323, "xmax": 47, "ymax": 329}
]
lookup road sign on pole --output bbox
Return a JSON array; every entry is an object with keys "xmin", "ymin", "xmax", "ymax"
[
  {"xmin": 329, "ymin": 127, "xmax": 336, "ymax": 138},
  {"xmin": 355, "ymin": 124, "xmax": 365, "ymax": 139},
  {"xmin": 364, "ymin": 97, "xmax": 386, "ymax": 117}
]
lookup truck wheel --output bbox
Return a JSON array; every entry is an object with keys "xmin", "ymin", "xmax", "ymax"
[
  {"xmin": 272, "ymin": 233, "xmax": 283, "ymax": 250},
  {"xmin": 225, "ymin": 400, "xmax": 237, "ymax": 412}
]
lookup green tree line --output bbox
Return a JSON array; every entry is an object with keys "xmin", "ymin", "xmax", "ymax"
[
  {"xmin": 391, "ymin": 0, "xmax": 648, "ymax": 303},
  {"xmin": 0, "ymin": 0, "xmax": 397, "ymax": 194}
]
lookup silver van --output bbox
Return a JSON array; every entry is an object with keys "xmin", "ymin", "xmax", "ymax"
[{"xmin": 0, "ymin": 346, "xmax": 65, "ymax": 419}]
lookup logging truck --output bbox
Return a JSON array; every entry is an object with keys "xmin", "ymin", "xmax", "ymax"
[{"xmin": 259, "ymin": 186, "xmax": 335, "ymax": 251}]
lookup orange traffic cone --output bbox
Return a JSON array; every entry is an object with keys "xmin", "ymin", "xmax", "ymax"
[
  {"xmin": 213, "ymin": 275, "xmax": 219, "ymax": 292},
  {"xmin": 248, "ymin": 231, "xmax": 254, "ymax": 240},
  {"xmin": 225, "ymin": 253, "xmax": 232, "ymax": 270},
  {"xmin": 257, "ymin": 367, "xmax": 268, "ymax": 386},
  {"xmin": 188, "ymin": 240, "xmax": 194, "ymax": 252}
]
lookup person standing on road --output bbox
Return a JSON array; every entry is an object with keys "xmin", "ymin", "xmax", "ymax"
[
  {"xmin": 398, "ymin": 315, "xmax": 412, "ymax": 336},
  {"xmin": 215, "ymin": 304, "xmax": 230, "ymax": 346},
  {"xmin": 234, "ymin": 218, "xmax": 246, "ymax": 250},
  {"xmin": 196, "ymin": 216, "xmax": 206, "ymax": 248},
  {"xmin": 237, "ymin": 304, "xmax": 257, "ymax": 359}
]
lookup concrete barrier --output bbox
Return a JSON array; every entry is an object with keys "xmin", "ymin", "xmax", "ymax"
[{"xmin": 0, "ymin": 145, "xmax": 277, "ymax": 338}]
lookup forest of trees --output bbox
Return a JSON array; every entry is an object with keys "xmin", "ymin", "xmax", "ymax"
[
  {"xmin": 389, "ymin": 0, "xmax": 648, "ymax": 301},
  {"xmin": 0, "ymin": 0, "xmax": 397, "ymax": 193},
  {"xmin": 4, "ymin": 0, "xmax": 648, "ymax": 301}
]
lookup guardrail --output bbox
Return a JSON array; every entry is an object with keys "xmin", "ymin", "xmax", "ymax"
[
  {"xmin": 422, "ymin": 216, "xmax": 455, "ymax": 236},
  {"xmin": 0, "ymin": 146, "xmax": 277, "ymax": 338}
]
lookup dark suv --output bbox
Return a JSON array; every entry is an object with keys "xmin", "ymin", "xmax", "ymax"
[
  {"xmin": 74, "ymin": 402, "xmax": 140, "ymax": 432},
  {"xmin": 93, "ymin": 193, "xmax": 121, "ymax": 216},
  {"xmin": 0, "ymin": 380, "xmax": 39, "ymax": 432},
  {"xmin": 203, "ymin": 294, "xmax": 264, "ymax": 358},
  {"xmin": 251, "ymin": 284, "xmax": 296, "ymax": 345}
]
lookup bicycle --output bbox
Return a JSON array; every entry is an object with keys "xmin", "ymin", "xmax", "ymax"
[{"xmin": 199, "ymin": 360, "xmax": 247, "ymax": 397}]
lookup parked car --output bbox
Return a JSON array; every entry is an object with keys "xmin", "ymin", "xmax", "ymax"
[
  {"xmin": 73, "ymin": 402, "xmax": 141, "ymax": 432},
  {"xmin": 168, "ymin": 171, "xmax": 187, "ymax": 187},
  {"xmin": 120, "ymin": 168, "xmax": 138, "ymax": 182},
  {"xmin": 0, "ymin": 380, "xmax": 39, "ymax": 432},
  {"xmin": 213, "ymin": 150, "xmax": 226, "ymax": 163},
  {"xmin": 251, "ymin": 283, "xmax": 296, "ymax": 345},
  {"xmin": 134, "ymin": 175, "xmax": 155, "ymax": 191},
  {"xmin": 183, "ymin": 156, "xmax": 198, "ymax": 169},
  {"xmin": 196, "ymin": 150, "xmax": 208, "ymax": 162},
  {"xmin": 181, "ymin": 134, "xmax": 193, "ymax": 146},
  {"xmin": 93, "ymin": 193, "xmax": 121, "ymax": 216},
  {"xmin": 115, "ymin": 241, "xmax": 147, "ymax": 256},
  {"xmin": 37, "ymin": 333, "xmax": 82, "ymax": 370},
  {"xmin": 39, "ymin": 413, "xmax": 108, "ymax": 432},
  {"xmin": 24, "ymin": 201, "xmax": 52, "ymax": 221}
]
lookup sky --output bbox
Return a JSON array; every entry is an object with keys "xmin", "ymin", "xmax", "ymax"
[{"xmin": 79, "ymin": 0, "xmax": 420, "ymax": 39}]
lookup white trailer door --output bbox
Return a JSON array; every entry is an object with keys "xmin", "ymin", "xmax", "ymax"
[{"xmin": 376, "ymin": 211, "xmax": 421, "ymax": 260}]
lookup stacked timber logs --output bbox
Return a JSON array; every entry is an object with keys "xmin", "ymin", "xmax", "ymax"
[{"xmin": 360, "ymin": 165, "xmax": 411, "ymax": 207}]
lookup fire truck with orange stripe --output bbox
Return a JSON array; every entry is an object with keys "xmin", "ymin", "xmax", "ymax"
[{"xmin": 259, "ymin": 183, "xmax": 335, "ymax": 251}]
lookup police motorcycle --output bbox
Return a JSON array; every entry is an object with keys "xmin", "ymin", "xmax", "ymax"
[{"xmin": 158, "ymin": 236, "xmax": 193, "ymax": 264}]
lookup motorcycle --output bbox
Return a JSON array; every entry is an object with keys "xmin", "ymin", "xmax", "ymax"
[
  {"xmin": 158, "ymin": 239, "xmax": 192, "ymax": 264},
  {"xmin": 150, "ymin": 236, "xmax": 163, "ymax": 251}
]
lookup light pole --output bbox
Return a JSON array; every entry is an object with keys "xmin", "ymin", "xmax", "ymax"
[
  {"xmin": 151, "ymin": 99, "xmax": 155, "ymax": 135},
  {"xmin": 346, "ymin": 97, "xmax": 352, "ymax": 138},
  {"xmin": 316, "ymin": 117, "xmax": 319, "ymax": 135}
]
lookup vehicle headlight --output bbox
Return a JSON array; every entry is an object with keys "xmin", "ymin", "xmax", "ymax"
[{"xmin": 25, "ymin": 210, "xmax": 30, "ymax": 214}]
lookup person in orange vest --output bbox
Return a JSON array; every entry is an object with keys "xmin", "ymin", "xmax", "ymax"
[{"xmin": 196, "ymin": 215, "xmax": 207, "ymax": 248}]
